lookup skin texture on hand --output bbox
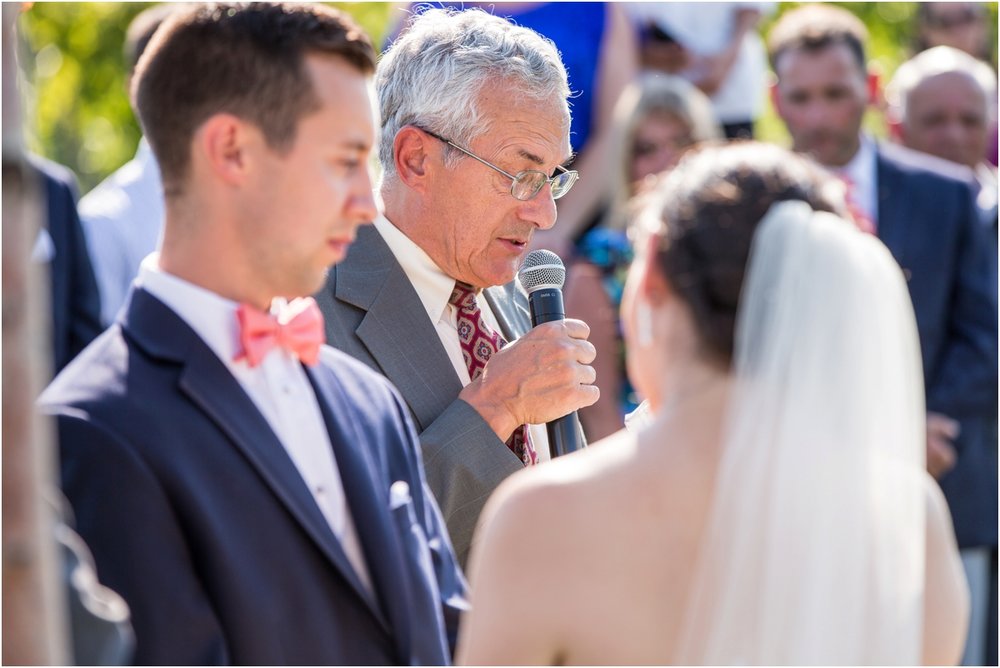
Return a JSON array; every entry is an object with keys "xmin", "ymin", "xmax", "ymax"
[
  {"xmin": 458, "ymin": 318, "xmax": 598, "ymax": 439},
  {"xmin": 926, "ymin": 411, "xmax": 960, "ymax": 479}
]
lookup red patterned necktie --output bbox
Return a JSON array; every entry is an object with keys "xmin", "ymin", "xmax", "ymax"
[
  {"xmin": 235, "ymin": 297, "xmax": 325, "ymax": 367},
  {"xmin": 839, "ymin": 174, "xmax": 876, "ymax": 235},
  {"xmin": 449, "ymin": 282, "xmax": 537, "ymax": 466}
]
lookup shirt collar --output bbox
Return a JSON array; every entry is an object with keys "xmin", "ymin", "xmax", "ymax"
[
  {"xmin": 135, "ymin": 253, "xmax": 243, "ymax": 364},
  {"xmin": 374, "ymin": 214, "xmax": 458, "ymax": 323},
  {"xmin": 839, "ymin": 133, "xmax": 876, "ymax": 187}
]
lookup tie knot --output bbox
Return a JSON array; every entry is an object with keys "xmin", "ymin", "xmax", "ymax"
[{"xmin": 449, "ymin": 281, "xmax": 478, "ymax": 311}]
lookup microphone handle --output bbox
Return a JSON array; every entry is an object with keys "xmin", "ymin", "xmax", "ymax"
[
  {"xmin": 546, "ymin": 413, "xmax": 584, "ymax": 458},
  {"xmin": 526, "ymin": 287, "xmax": 586, "ymax": 458}
]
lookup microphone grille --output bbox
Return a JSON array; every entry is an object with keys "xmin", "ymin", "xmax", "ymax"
[{"xmin": 517, "ymin": 250, "xmax": 566, "ymax": 292}]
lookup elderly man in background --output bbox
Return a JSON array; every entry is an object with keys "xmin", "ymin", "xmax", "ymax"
[
  {"xmin": 316, "ymin": 8, "xmax": 599, "ymax": 567},
  {"xmin": 886, "ymin": 45, "xmax": 998, "ymax": 235}
]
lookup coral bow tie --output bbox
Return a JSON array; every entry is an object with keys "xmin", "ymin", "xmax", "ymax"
[{"xmin": 236, "ymin": 297, "xmax": 324, "ymax": 367}]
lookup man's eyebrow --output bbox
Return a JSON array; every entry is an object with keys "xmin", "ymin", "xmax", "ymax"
[
  {"xmin": 518, "ymin": 148, "xmax": 576, "ymax": 167},
  {"xmin": 341, "ymin": 138, "xmax": 371, "ymax": 151},
  {"xmin": 518, "ymin": 149, "xmax": 546, "ymax": 166}
]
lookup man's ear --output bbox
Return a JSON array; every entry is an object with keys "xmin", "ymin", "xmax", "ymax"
[
  {"xmin": 195, "ymin": 113, "xmax": 255, "ymax": 186},
  {"xmin": 393, "ymin": 126, "xmax": 434, "ymax": 191},
  {"xmin": 769, "ymin": 81, "xmax": 783, "ymax": 118}
]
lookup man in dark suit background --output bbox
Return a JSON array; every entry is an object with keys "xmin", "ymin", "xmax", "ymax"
[
  {"xmin": 38, "ymin": 4, "xmax": 466, "ymax": 664},
  {"xmin": 315, "ymin": 8, "xmax": 599, "ymax": 567},
  {"xmin": 884, "ymin": 41, "xmax": 1000, "ymax": 667},
  {"xmin": 26, "ymin": 154, "xmax": 103, "ymax": 374},
  {"xmin": 768, "ymin": 6, "xmax": 998, "ymax": 664}
]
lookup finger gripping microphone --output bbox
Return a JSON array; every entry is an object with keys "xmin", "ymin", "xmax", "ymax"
[{"xmin": 517, "ymin": 250, "xmax": 586, "ymax": 458}]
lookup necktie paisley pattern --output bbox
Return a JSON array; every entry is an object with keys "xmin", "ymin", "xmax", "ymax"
[{"xmin": 449, "ymin": 282, "xmax": 537, "ymax": 466}]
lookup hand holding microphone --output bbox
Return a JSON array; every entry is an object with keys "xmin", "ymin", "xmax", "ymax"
[
  {"xmin": 457, "ymin": 251, "xmax": 598, "ymax": 456},
  {"xmin": 517, "ymin": 250, "xmax": 589, "ymax": 457}
]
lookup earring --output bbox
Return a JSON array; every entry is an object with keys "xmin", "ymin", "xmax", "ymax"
[{"xmin": 635, "ymin": 299, "xmax": 653, "ymax": 348}]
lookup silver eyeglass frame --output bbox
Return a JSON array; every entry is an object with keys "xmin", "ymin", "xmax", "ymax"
[{"xmin": 418, "ymin": 127, "xmax": 578, "ymax": 201}]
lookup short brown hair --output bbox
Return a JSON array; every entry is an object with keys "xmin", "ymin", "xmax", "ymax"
[
  {"xmin": 132, "ymin": 2, "xmax": 375, "ymax": 195},
  {"xmin": 768, "ymin": 4, "xmax": 868, "ymax": 73},
  {"xmin": 649, "ymin": 142, "xmax": 843, "ymax": 367},
  {"xmin": 125, "ymin": 4, "xmax": 177, "ymax": 74}
]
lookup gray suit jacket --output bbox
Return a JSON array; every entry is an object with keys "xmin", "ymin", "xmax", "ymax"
[{"xmin": 316, "ymin": 224, "xmax": 534, "ymax": 566}]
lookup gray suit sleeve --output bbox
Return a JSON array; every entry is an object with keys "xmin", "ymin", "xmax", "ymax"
[{"xmin": 418, "ymin": 399, "xmax": 522, "ymax": 568}]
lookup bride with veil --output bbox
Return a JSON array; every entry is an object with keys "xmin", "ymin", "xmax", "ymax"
[{"xmin": 456, "ymin": 142, "xmax": 969, "ymax": 665}]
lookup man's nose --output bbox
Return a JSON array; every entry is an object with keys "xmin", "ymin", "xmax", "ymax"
[
  {"xmin": 518, "ymin": 183, "xmax": 558, "ymax": 230},
  {"xmin": 351, "ymin": 168, "xmax": 379, "ymax": 223},
  {"xmin": 804, "ymin": 100, "xmax": 832, "ymax": 127}
]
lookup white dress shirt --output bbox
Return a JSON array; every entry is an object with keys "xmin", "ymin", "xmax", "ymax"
[
  {"xmin": 135, "ymin": 256, "xmax": 372, "ymax": 589},
  {"xmin": 838, "ymin": 134, "xmax": 880, "ymax": 230},
  {"xmin": 374, "ymin": 215, "xmax": 550, "ymax": 461},
  {"xmin": 80, "ymin": 139, "xmax": 165, "ymax": 327}
]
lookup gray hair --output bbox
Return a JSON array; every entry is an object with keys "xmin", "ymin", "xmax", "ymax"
[
  {"xmin": 885, "ymin": 45, "xmax": 997, "ymax": 124},
  {"xmin": 376, "ymin": 7, "xmax": 571, "ymax": 185}
]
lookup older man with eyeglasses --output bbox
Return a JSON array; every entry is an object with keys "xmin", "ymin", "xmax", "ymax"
[{"xmin": 315, "ymin": 7, "xmax": 598, "ymax": 568}]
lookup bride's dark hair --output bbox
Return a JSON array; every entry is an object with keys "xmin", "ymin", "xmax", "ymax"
[{"xmin": 651, "ymin": 142, "xmax": 845, "ymax": 367}]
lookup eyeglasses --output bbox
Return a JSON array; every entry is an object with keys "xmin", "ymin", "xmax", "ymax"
[{"xmin": 419, "ymin": 127, "xmax": 578, "ymax": 201}]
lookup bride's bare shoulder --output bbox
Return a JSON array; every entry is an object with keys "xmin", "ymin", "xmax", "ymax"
[
  {"xmin": 474, "ymin": 431, "xmax": 636, "ymax": 537},
  {"xmin": 501, "ymin": 429, "xmax": 637, "ymax": 499}
]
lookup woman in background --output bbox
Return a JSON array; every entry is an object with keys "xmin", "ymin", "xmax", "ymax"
[{"xmin": 569, "ymin": 73, "xmax": 721, "ymax": 440}]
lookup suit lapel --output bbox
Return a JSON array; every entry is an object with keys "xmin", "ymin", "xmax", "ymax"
[
  {"xmin": 483, "ymin": 282, "xmax": 532, "ymax": 342},
  {"xmin": 305, "ymin": 364, "xmax": 418, "ymax": 656},
  {"xmin": 124, "ymin": 290, "xmax": 388, "ymax": 629},
  {"xmin": 335, "ymin": 228, "xmax": 464, "ymax": 432},
  {"xmin": 875, "ymin": 147, "xmax": 912, "ymax": 268}
]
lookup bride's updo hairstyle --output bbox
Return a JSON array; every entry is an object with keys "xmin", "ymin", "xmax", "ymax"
[{"xmin": 648, "ymin": 142, "xmax": 843, "ymax": 367}]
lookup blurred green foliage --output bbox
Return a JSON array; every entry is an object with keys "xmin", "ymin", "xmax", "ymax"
[
  {"xmin": 17, "ymin": 2, "xmax": 395, "ymax": 193},
  {"xmin": 17, "ymin": 2, "xmax": 998, "ymax": 194}
]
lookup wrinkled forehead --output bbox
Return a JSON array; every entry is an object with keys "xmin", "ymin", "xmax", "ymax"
[
  {"xmin": 473, "ymin": 79, "xmax": 573, "ymax": 155},
  {"xmin": 912, "ymin": 71, "xmax": 990, "ymax": 111}
]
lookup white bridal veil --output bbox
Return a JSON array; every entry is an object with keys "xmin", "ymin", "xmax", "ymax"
[{"xmin": 678, "ymin": 201, "xmax": 928, "ymax": 664}]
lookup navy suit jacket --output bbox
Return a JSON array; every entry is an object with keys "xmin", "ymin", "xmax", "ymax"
[
  {"xmin": 39, "ymin": 288, "xmax": 468, "ymax": 665},
  {"xmin": 875, "ymin": 143, "xmax": 998, "ymax": 548},
  {"xmin": 27, "ymin": 155, "xmax": 103, "ymax": 374}
]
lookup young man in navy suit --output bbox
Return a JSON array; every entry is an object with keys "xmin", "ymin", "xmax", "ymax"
[
  {"xmin": 768, "ymin": 6, "xmax": 997, "ymax": 664},
  {"xmin": 38, "ymin": 4, "xmax": 466, "ymax": 664}
]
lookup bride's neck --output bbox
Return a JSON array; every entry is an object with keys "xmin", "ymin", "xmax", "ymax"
[{"xmin": 649, "ymin": 355, "xmax": 729, "ymax": 416}]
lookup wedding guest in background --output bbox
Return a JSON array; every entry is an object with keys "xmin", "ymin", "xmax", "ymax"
[
  {"xmin": 458, "ymin": 142, "xmax": 969, "ymax": 665},
  {"xmin": 912, "ymin": 2, "xmax": 998, "ymax": 167},
  {"xmin": 567, "ymin": 72, "xmax": 722, "ymax": 440},
  {"xmin": 40, "ymin": 4, "xmax": 466, "ymax": 663},
  {"xmin": 78, "ymin": 3, "xmax": 175, "ymax": 327},
  {"xmin": 913, "ymin": 3, "xmax": 994, "ymax": 64},
  {"xmin": 770, "ymin": 8, "xmax": 998, "ymax": 664},
  {"xmin": 25, "ymin": 154, "xmax": 102, "ymax": 375},
  {"xmin": 627, "ymin": 2, "xmax": 773, "ymax": 140},
  {"xmin": 886, "ymin": 45, "xmax": 998, "ymax": 235},
  {"xmin": 886, "ymin": 43, "xmax": 999, "ymax": 667},
  {"xmin": 316, "ymin": 7, "xmax": 598, "ymax": 567}
]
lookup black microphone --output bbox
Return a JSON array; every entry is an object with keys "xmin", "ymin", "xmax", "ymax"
[{"xmin": 516, "ymin": 250, "xmax": 586, "ymax": 458}]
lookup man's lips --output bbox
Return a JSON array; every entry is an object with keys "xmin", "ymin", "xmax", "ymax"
[
  {"xmin": 327, "ymin": 236, "xmax": 355, "ymax": 253},
  {"xmin": 498, "ymin": 236, "xmax": 528, "ymax": 250}
]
